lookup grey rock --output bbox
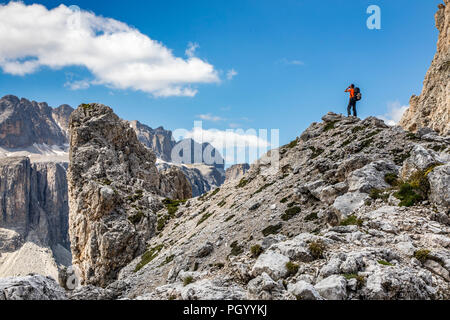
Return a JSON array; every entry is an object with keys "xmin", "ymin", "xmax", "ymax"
[
  {"xmin": 225, "ymin": 164, "xmax": 250, "ymax": 182},
  {"xmin": 68, "ymin": 103, "xmax": 191, "ymax": 287},
  {"xmin": 252, "ymin": 251, "xmax": 290, "ymax": 280},
  {"xmin": 0, "ymin": 95, "xmax": 68, "ymax": 148},
  {"xmin": 333, "ymin": 192, "xmax": 369, "ymax": 219},
  {"xmin": 287, "ymin": 281, "xmax": 323, "ymax": 300},
  {"xmin": 401, "ymin": 145, "xmax": 443, "ymax": 180},
  {"xmin": 0, "ymin": 275, "xmax": 67, "ymax": 300},
  {"xmin": 315, "ymin": 275, "xmax": 347, "ymax": 300},
  {"xmin": 428, "ymin": 164, "xmax": 450, "ymax": 207},
  {"xmin": 347, "ymin": 160, "xmax": 397, "ymax": 193}
]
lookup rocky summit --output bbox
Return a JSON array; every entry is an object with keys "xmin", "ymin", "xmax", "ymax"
[
  {"xmin": 400, "ymin": 0, "xmax": 449, "ymax": 135},
  {"xmin": 66, "ymin": 111, "xmax": 449, "ymax": 300},
  {"xmin": 67, "ymin": 103, "xmax": 191, "ymax": 287}
]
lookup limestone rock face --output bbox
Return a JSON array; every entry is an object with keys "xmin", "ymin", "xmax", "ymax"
[
  {"xmin": 0, "ymin": 275, "xmax": 67, "ymax": 300},
  {"xmin": 68, "ymin": 103, "xmax": 191, "ymax": 287},
  {"xmin": 0, "ymin": 95, "xmax": 68, "ymax": 148},
  {"xmin": 129, "ymin": 121, "xmax": 176, "ymax": 162},
  {"xmin": 0, "ymin": 157, "xmax": 70, "ymax": 279},
  {"xmin": 0, "ymin": 157, "xmax": 69, "ymax": 249},
  {"xmin": 157, "ymin": 161, "xmax": 225, "ymax": 197},
  {"xmin": 52, "ymin": 104, "xmax": 74, "ymax": 137},
  {"xmin": 225, "ymin": 164, "xmax": 250, "ymax": 182},
  {"xmin": 400, "ymin": 1, "xmax": 450, "ymax": 135}
]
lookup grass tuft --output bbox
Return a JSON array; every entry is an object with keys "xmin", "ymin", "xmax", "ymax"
[
  {"xmin": 262, "ymin": 223, "xmax": 283, "ymax": 237},
  {"xmin": 340, "ymin": 215, "xmax": 363, "ymax": 227},
  {"xmin": 250, "ymin": 245, "xmax": 263, "ymax": 258},
  {"xmin": 309, "ymin": 240, "xmax": 325, "ymax": 259}
]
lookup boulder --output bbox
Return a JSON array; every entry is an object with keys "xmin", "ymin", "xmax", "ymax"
[
  {"xmin": 252, "ymin": 251, "xmax": 290, "ymax": 280},
  {"xmin": 363, "ymin": 267, "xmax": 435, "ymax": 300},
  {"xmin": 333, "ymin": 192, "xmax": 369, "ymax": 219},
  {"xmin": 347, "ymin": 160, "xmax": 397, "ymax": 193},
  {"xmin": 428, "ymin": 164, "xmax": 450, "ymax": 207},
  {"xmin": 0, "ymin": 275, "xmax": 67, "ymax": 300},
  {"xmin": 287, "ymin": 281, "xmax": 323, "ymax": 300},
  {"xmin": 401, "ymin": 145, "xmax": 443, "ymax": 180},
  {"xmin": 314, "ymin": 275, "xmax": 347, "ymax": 300}
]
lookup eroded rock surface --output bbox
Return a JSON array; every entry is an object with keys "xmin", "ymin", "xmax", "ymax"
[
  {"xmin": 400, "ymin": 1, "xmax": 450, "ymax": 135},
  {"xmin": 68, "ymin": 103, "xmax": 191, "ymax": 287}
]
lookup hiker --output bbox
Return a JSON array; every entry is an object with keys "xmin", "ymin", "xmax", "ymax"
[{"xmin": 345, "ymin": 84, "xmax": 361, "ymax": 117}]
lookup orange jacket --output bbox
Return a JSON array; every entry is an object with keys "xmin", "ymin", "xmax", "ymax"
[{"xmin": 345, "ymin": 88, "xmax": 355, "ymax": 98}]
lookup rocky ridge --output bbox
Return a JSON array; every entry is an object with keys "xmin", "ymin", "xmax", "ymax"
[
  {"xmin": 400, "ymin": 1, "xmax": 450, "ymax": 135},
  {"xmin": 66, "ymin": 112, "xmax": 449, "ymax": 300}
]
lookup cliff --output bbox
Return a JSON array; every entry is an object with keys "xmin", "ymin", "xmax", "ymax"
[
  {"xmin": 68, "ymin": 103, "xmax": 191, "ymax": 287},
  {"xmin": 400, "ymin": 1, "xmax": 450, "ymax": 135}
]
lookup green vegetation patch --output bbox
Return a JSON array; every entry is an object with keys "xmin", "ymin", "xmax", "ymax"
[
  {"xmin": 377, "ymin": 260, "xmax": 394, "ymax": 266},
  {"xmin": 340, "ymin": 215, "xmax": 363, "ymax": 227},
  {"xmin": 217, "ymin": 200, "xmax": 227, "ymax": 207},
  {"xmin": 159, "ymin": 254, "xmax": 175, "ymax": 267},
  {"xmin": 183, "ymin": 276, "xmax": 195, "ymax": 286},
  {"xmin": 286, "ymin": 139, "xmax": 298, "ymax": 149},
  {"xmin": 163, "ymin": 198, "xmax": 187, "ymax": 215},
  {"xmin": 414, "ymin": 249, "xmax": 431, "ymax": 263},
  {"xmin": 324, "ymin": 121, "xmax": 338, "ymax": 132},
  {"xmin": 343, "ymin": 274, "xmax": 366, "ymax": 288},
  {"xmin": 369, "ymin": 188, "xmax": 389, "ymax": 201},
  {"xmin": 281, "ymin": 206, "xmax": 301, "ymax": 221},
  {"xmin": 250, "ymin": 245, "xmax": 263, "ymax": 258},
  {"xmin": 304, "ymin": 212, "xmax": 319, "ymax": 222},
  {"xmin": 351, "ymin": 126, "xmax": 364, "ymax": 134},
  {"xmin": 224, "ymin": 214, "xmax": 235, "ymax": 223},
  {"xmin": 392, "ymin": 165, "xmax": 440, "ymax": 207},
  {"xmin": 384, "ymin": 173, "xmax": 399, "ymax": 186},
  {"xmin": 81, "ymin": 103, "xmax": 93, "ymax": 110},
  {"xmin": 128, "ymin": 211, "xmax": 144, "ymax": 224},
  {"xmin": 197, "ymin": 211, "xmax": 214, "ymax": 226},
  {"xmin": 360, "ymin": 138, "xmax": 374, "ymax": 150},
  {"xmin": 309, "ymin": 240, "xmax": 326, "ymax": 259},
  {"xmin": 285, "ymin": 261, "xmax": 299, "ymax": 276},
  {"xmin": 237, "ymin": 178, "xmax": 249, "ymax": 189},
  {"xmin": 342, "ymin": 137, "xmax": 354, "ymax": 147},
  {"xmin": 255, "ymin": 182, "xmax": 275, "ymax": 195},
  {"xmin": 262, "ymin": 223, "xmax": 283, "ymax": 237},
  {"xmin": 309, "ymin": 146, "xmax": 325, "ymax": 159},
  {"xmin": 134, "ymin": 244, "xmax": 164, "ymax": 272},
  {"xmin": 210, "ymin": 188, "xmax": 221, "ymax": 197},
  {"xmin": 230, "ymin": 241, "xmax": 244, "ymax": 256},
  {"xmin": 280, "ymin": 197, "xmax": 289, "ymax": 203}
]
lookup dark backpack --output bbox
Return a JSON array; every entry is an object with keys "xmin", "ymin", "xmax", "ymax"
[{"xmin": 354, "ymin": 87, "xmax": 362, "ymax": 101}]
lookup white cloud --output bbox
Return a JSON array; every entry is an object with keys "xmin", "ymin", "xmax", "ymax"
[
  {"xmin": 226, "ymin": 69, "xmax": 238, "ymax": 80},
  {"xmin": 64, "ymin": 79, "xmax": 91, "ymax": 90},
  {"xmin": 0, "ymin": 2, "xmax": 219, "ymax": 97},
  {"xmin": 377, "ymin": 101, "xmax": 409, "ymax": 126},
  {"xmin": 278, "ymin": 58, "xmax": 305, "ymax": 66},
  {"xmin": 184, "ymin": 127, "xmax": 271, "ymax": 149},
  {"xmin": 197, "ymin": 114, "xmax": 225, "ymax": 122},
  {"xmin": 185, "ymin": 42, "xmax": 199, "ymax": 58}
]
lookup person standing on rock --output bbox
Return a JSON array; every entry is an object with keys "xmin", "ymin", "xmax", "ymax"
[{"xmin": 345, "ymin": 84, "xmax": 358, "ymax": 117}]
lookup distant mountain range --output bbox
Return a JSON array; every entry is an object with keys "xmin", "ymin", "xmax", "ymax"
[{"xmin": 0, "ymin": 95, "xmax": 235, "ymax": 195}]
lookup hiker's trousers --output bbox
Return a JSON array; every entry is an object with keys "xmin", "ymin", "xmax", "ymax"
[{"xmin": 348, "ymin": 98, "xmax": 357, "ymax": 117}]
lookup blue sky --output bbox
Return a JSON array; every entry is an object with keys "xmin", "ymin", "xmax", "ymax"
[{"xmin": 0, "ymin": 0, "xmax": 442, "ymax": 164}]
